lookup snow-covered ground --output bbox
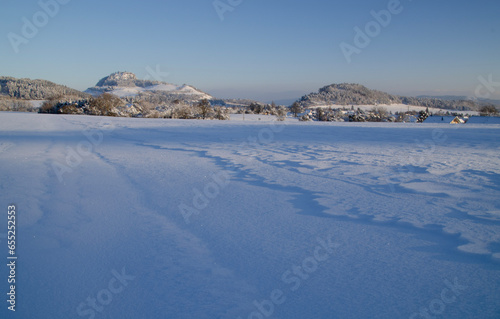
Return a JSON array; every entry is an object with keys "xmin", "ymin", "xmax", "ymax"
[{"xmin": 0, "ymin": 112, "xmax": 499, "ymax": 319}]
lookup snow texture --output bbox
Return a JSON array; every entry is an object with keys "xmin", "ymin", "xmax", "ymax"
[{"xmin": 0, "ymin": 112, "xmax": 499, "ymax": 319}]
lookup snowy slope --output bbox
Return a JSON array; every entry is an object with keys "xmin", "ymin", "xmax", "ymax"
[
  {"xmin": 0, "ymin": 113, "xmax": 499, "ymax": 319},
  {"xmin": 86, "ymin": 83, "xmax": 212, "ymax": 99},
  {"xmin": 84, "ymin": 72, "xmax": 212, "ymax": 99}
]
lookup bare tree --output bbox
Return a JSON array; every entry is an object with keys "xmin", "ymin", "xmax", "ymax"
[
  {"xmin": 316, "ymin": 108, "xmax": 327, "ymax": 121},
  {"xmin": 172, "ymin": 103, "xmax": 195, "ymax": 119},
  {"xmin": 214, "ymin": 106, "xmax": 230, "ymax": 120},
  {"xmin": 291, "ymin": 102, "xmax": 303, "ymax": 117},
  {"xmin": 370, "ymin": 106, "xmax": 388, "ymax": 118},
  {"xmin": 88, "ymin": 93, "xmax": 123, "ymax": 116},
  {"xmin": 275, "ymin": 106, "xmax": 287, "ymax": 121},
  {"xmin": 480, "ymin": 105, "xmax": 498, "ymax": 116},
  {"xmin": 136, "ymin": 100, "xmax": 155, "ymax": 116},
  {"xmin": 196, "ymin": 99, "xmax": 212, "ymax": 119}
]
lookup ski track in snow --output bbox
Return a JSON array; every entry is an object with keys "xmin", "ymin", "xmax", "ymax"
[{"xmin": 0, "ymin": 112, "xmax": 499, "ymax": 319}]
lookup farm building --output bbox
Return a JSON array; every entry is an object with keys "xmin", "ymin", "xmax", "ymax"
[{"xmin": 424, "ymin": 116, "xmax": 465, "ymax": 124}]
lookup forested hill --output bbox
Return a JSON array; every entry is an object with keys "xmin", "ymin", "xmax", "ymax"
[
  {"xmin": 297, "ymin": 83, "xmax": 480, "ymax": 111},
  {"xmin": 0, "ymin": 76, "xmax": 89, "ymax": 100}
]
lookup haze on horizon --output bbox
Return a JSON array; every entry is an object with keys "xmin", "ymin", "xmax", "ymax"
[{"xmin": 1, "ymin": 0, "xmax": 499, "ymax": 102}]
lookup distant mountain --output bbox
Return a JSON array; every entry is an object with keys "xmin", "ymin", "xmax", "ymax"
[
  {"xmin": 0, "ymin": 76, "xmax": 89, "ymax": 100},
  {"xmin": 296, "ymin": 83, "xmax": 481, "ymax": 111},
  {"xmin": 478, "ymin": 98, "xmax": 500, "ymax": 107},
  {"xmin": 85, "ymin": 72, "xmax": 213, "ymax": 102},
  {"xmin": 417, "ymin": 95, "xmax": 469, "ymax": 101},
  {"xmin": 418, "ymin": 95, "xmax": 500, "ymax": 107}
]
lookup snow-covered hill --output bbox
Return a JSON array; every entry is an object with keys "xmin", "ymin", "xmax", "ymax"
[
  {"xmin": 85, "ymin": 71, "xmax": 213, "ymax": 100},
  {"xmin": 0, "ymin": 76, "xmax": 89, "ymax": 100},
  {"xmin": 297, "ymin": 83, "xmax": 480, "ymax": 111}
]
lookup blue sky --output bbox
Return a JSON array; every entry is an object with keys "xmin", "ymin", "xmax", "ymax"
[{"xmin": 1, "ymin": 0, "xmax": 499, "ymax": 102}]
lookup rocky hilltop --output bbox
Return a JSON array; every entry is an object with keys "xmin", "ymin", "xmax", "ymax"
[
  {"xmin": 95, "ymin": 71, "xmax": 141, "ymax": 87},
  {"xmin": 85, "ymin": 71, "xmax": 213, "ymax": 103}
]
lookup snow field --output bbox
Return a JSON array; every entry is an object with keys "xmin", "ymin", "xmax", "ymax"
[{"xmin": 0, "ymin": 112, "xmax": 499, "ymax": 318}]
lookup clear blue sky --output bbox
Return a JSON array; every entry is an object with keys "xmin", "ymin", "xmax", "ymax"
[{"xmin": 1, "ymin": 0, "xmax": 499, "ymax": 102}]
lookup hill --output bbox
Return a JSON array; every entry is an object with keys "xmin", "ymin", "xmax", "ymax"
[
  {"xmin": 418, "ymin": 95, "xmax": 500, "ymax": 107},
  {"xmin": 297, "ymin": 83, "xmax": 481, "ymax": 111},
  {"xmin": 0, "ymin": 76, "xmax": 89, "ymax": 100},
  {"xmin": 85, "ymin": 72, "xmax": 213, "ymax": 103}
]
